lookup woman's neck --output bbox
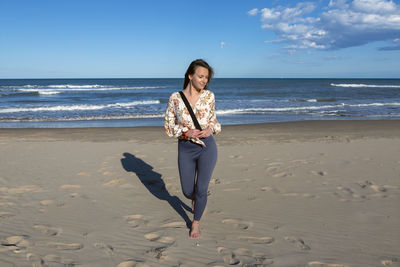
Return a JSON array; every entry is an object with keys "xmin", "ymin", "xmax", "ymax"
[{"xmin": 184, "ymin": 85, "xmax": 202, "ymax": 96}]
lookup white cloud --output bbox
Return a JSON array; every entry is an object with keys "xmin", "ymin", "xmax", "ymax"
[
  {"xmin": 351, "ymin": 0, "xmax": 397, "ymax": 14},
  {"xmin": 248, "ymin": 8, "xmax": 259, "ymax": 16},
  {"xmin": 328, "ymin": 0, "xmax": 349, "ymax": 8},
  {"xmin": 220, "ymin": 41, "xmax": 226, "ymax": 49},
  {"xmin": 261, "ymin": 8, "xmax": 281, "ymax": 21},
  {"xmin": 251, "ymin": 0, "xmax": 400, "ymax": 51},
  {"xmin": 264, "ymin": 39, "xmax": 285, "ymax": 44}
]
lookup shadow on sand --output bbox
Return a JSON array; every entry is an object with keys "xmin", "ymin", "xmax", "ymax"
[{"xmin": 121, "ymin": 152, "xmax": 192, "ymax": 228}]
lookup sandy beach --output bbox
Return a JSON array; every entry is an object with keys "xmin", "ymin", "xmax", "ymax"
[{"xmin": 0, "ymin": 120, "xmax": 399, "ymax": 267}]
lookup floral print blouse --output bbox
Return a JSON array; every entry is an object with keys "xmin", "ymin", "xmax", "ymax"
[{"xmin": 164, "ymin": 90, "xmax": 221, "ymax": 146}]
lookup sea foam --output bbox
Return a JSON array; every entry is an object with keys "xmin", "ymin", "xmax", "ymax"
[
  {"xmin": 0, "ymin": 100, "xmax": 160, "ymax": 113},
  {"xmin": 331, "ymin": 83, "xmax": 400, "ymax": 88}
]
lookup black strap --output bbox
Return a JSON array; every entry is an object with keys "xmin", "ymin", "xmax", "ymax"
[{"xmin": 179, "ymin": 91, "xmax": 202, "ymax": 130}]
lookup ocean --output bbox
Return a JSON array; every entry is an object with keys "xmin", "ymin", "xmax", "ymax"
[{"xmin": 0, "ymin": 78, "xmax": 399, "ymax": 128}]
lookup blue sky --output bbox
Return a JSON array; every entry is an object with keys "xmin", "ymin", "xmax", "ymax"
[{"xmin": 1, "ymin": 0, "xmax": 400, "ymax": 78}]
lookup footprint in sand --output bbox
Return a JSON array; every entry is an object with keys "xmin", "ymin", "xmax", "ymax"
[
  {"xmin": 229, "ymin": 155, "xmax": 243, "ymax": 159},
  {"xmin": 232, "ymin": 248, "xmax": 274, "ymax": 266},
  {"xmin": 165, "ymin": 183, "xmax": 178, "ymax": 192},
  {"xmin": 116, "ymin": 261, "xmax": 136, "ymax": 267},
  {"xmin": 117, "ymin": 261, "xmax": 150, "ymax": 267},
  {"xmin": 222, "ymin": 219, "xmax": 252, "ymax": 230},
  {"xmin": 93, "ymin": 242, "xmax": 114, "ymax": 256},
  {"xmin": 161, "ymin": 221, "xmax": 186, "ymax": 228},
  {"xmin": 272, "ymin": 172, "xmax": 291, "ymax": 178},
  {"xmin": 233, "ymin": 248, "xmax": 253, "ymax": 257},
  {"xmin": 77, "ymin": 172, "xmax": 91, "ymax": 177},
  {"xmin": 158, "ymin": 236, "xmax": 175, "ymax": 245},
  {"xmin": 217, "ymin": 246, "xmax": 240, "ymax": 265},
  {"xmin": 292, "ymin": 159, "xmax": 313, "ymax": 164},
  {"xmin": 144, "ymin": 233, "xmax": 175, "ymax": 245},
  {"xmin": 338, "ymin": 186, "xmax": 355, "ymax": 195},
  {"xmin": 145, "ymin": 232, "xmax": 161, "ymax": 242},
  {"xmin": 285, "ymin": 236, "xmax": 311, "ymax": 251},
  {"xmin": 370, "ymin": 184, "xmax": 388, "ymax": 193},
  {"xmin": 0, "ymin": 211, "xmax": 14, "ymax": 219},
  {"xmin": 382, "ymin": 258, "xmax": 400, "ymax": 267},
  {"xmin": 356, "ymin": 180, "xmax": 380, "ymax": 192},
  {"xmin": 26, "ymin": 253, "xmax": 42, "ymax": 263},
  {"xmin": 357, "ymin": 181, "xmax": 397, "ymax": 198},
  {"xmin": 26, "ymin": 253, "xmax": 53, "ymax": 267},
  {"xmin": 124, "ymin": 214, "xmax": 148, "ymax": 228},
  {"xmin": 40, "ymin": 200, "xmax": 54, "ymax": 206},
  {"xmin": 47, "ymin": 242, "xmax": 83, "ymax": 250},
  {"xmin": 282, "ymin": 192, "xmax": 300, "ymax": 197},
  {"xmin": 60, "ymin": 184, "xmax": 81, "ymax": 190},
  {"xmin": 261, "ymin": 186, "xmax": 280, "ymax": 193},
  {"xmin": 33, "ymin": 225, "xmax": 62, "ymax": 236},
  {"xmin": 232, "ymin": 248, "xmax": 254, "ymax": 265},
  {"xmin": 333, "ymin": 186, "xmax": 364, "ymax": 202},
  {"xmin": 333, "ymin": 186, "xmax": 354, "ymax": 202},
  {"xmin": 136, "ymin": 263, "xmax": 151, "ymax": 267},
  {"xmin": 43, "ymin": 254, "xmax": 75, "ymax": 265},
  {"xmin": 210, "ymin": 178, "xmax": 221, "ymax": 184},
  {"xmin": 68, "ymin": 193, "xmax": 79, "ymax": 199},
  {"xmin": 103, "ymin": 178, "xmax": 124, "ymax": 187},
  {"xmin": 265, "ymin": 166, "xmax": 279, "ymax": 172},
  {"xmin": 30, "ymin": 253, "xmax": 76, "ymax": 266},
  {"xmin": 253, "ymin": 255, "xmax": 274, "ymax": 266},
  {"xmin": 146, "ymin": 246, "xmax": 168, "ymax": 260},
  {"xmin": 307, "ymin": 261, "xmax": 350, "ymax": 267},
  {"xmin": 267, "ymin": 162, "xmax": 283, "ymax": 167},
  {"xmin": 1, "ymin": 235, "xmax": 31, "ymax": 249},
  {"xmin": 43, "ymin": 254, "xmax": 61, "ymax": 263},
  {"xmin": 223, "ymin": 188, "xmax": 241, "ymax": 192},
  {"xmin": 209, "ymin": 210, "xmax": 223, "ymax": 215},
  {"xmin": 239, "ymin": 236, "xmax": 274, "ymax": 244},
  {"xmin": 311, "ymin": 170, "xmax": 327, "ymax": 176},
  {"xmin": 5, "ymin": 185, "xmax": 42, "ymax": 194}
]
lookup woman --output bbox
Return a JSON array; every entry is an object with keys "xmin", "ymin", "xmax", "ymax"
[{"xmin": 164, "ymin": 59, "xmax": 221, "ymax": 238}]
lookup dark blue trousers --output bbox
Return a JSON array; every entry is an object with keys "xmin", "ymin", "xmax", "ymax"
[{"xmin": 178, "ymin": 136, "xmax": 217, "ymax": 221}]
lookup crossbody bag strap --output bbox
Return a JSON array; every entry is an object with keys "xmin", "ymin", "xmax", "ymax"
[{"xmin": 179, "ymin": 91, "xmax": 202, "ymax": 130}]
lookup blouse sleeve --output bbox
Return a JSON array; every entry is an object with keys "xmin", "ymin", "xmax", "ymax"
[
  {"xmin": 207, "ymin": 92, "xmax": 221, "ymax": 134},
  {"xmin": 164, "ymin": 94, "xmax": 189, "ymax": 138}
]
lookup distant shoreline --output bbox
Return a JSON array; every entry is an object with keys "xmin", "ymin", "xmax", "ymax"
[{"xmin": 1, "ymin": 120, "xmax": 399, "ymax": 144}]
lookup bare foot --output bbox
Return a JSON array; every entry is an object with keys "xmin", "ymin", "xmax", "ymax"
[{"xmin": 190, "ymin": 221, "xmax": 200, "ymax": 239}]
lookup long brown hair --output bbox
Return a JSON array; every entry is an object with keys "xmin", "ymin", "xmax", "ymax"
[{"xmin": 183, "ymin": 59, "xmax": 214, "ymax": 90}]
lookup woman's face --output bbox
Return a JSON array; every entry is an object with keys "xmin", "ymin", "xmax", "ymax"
[{"xmin": 189, "ymin": 66, "xmax": 209, "ymax": 91}]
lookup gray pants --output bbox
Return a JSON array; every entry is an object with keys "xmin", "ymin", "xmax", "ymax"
[{"xmin": 178, "ymin": 136, "xmax": 217, "ymax": 221}]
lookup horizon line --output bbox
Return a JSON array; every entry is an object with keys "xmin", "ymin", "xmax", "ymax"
[{"xmin": 1, "ymin": 77, "xmax": 400, "ymax": 80}]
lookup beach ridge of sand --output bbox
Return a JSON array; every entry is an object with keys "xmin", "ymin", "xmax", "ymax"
[{"xmin": 0, "ymin": 121, "xmax": 399, "ymax": 266}]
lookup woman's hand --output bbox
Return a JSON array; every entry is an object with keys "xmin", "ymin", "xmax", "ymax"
[
  {"xmin": 186, "ymin": 129, "xmax": 201, "ymax": 138},
  {"xmin": 197, "ymin": 127, "xmax": 212, "ymax": 138}
]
